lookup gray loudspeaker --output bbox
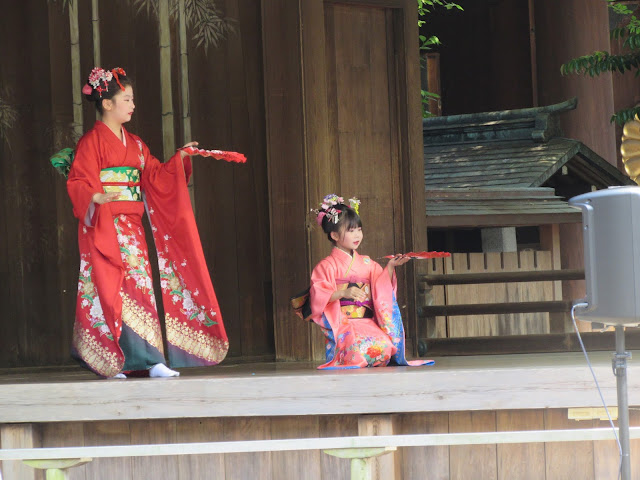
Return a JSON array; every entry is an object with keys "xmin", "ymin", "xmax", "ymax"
[{"xmin": 569, "ymin": 186, "xmax": 640, "ymax": 326}]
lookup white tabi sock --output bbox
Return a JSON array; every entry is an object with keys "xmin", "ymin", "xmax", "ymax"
[
  {"xmin": 149, "ymin": 363, "xmax": 180, "ymax": 378},
  {"xmin": 112, "ymin": 373, "xmax": 127, "ymax": 379}
]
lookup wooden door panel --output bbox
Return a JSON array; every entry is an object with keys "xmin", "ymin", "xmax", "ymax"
[{"xmin": 325, "ymin": 3, "xmax": 399, "ymax": 259}]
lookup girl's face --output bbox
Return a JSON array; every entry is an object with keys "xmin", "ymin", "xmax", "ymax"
[
  {"xmin": 102, "ymin": 85, "xmax": 135, "ymax": 125},
  {"xmin": 331, "ymin": 225, "xmax": 363, "ymax": 254}
]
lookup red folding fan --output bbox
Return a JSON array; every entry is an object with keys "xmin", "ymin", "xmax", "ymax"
[
  {"xmin": 180, "ymin": 146, "xmax": 247, "ymax": 163},
  {"xmin": 383, "ymin": 251, "xmax": 451, "ymax": 259}
]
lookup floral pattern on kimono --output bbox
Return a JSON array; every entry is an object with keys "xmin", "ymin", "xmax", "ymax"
[
  {"xmin": 309, "ymin": 248, "xmax": 434, "ymax": 370},
  {"xmin": 67, "ymin": 121, "xmax": 228, "ymax": 377}
]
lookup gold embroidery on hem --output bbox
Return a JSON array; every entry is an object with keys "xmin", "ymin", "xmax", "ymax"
[
  {"xmin": 73, "ymin": 323, "xmax": 123, "ymax": 377},
  {"xmin": 165, "ymin": 315, "xmax": 229, "ymax": 364},
  {"xmin": 121, "ymin": 292, "xmax": 165, "ymax": 354}
]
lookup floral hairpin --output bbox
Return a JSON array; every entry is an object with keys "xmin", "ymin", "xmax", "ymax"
[
  {"xmin": 82, "ymin": 67, "xmax": 127, "ymax": 97},
  {"xmin": 311, "ymin": 193, "xmax": 362, "ymax": 226},
  {"xmin": 348, "ymin": 197, "xmax": 360, "ymax": 215}
]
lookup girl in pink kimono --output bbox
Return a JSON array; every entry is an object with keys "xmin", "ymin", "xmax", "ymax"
[{"xmin": 308, "ymin": 194, "xmax": 434, "ymax": 369}]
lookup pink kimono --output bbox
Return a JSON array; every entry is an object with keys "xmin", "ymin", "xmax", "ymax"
[{"xmin": 309, "ymin": 248, "xmax": 433, "ymax": 369}]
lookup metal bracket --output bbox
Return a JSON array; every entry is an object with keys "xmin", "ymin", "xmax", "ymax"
[{"xmin": 612, "ymin": 351, "xmax": 632, "ymax": 376}]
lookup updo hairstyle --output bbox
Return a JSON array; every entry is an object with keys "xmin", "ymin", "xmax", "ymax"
[
  {"xmin": 83, "ymin": 69, "xmax": 133, "ymax": 114},
  {"xmin": 320, "ymin": 204, "xmax": 362, "ymax": 245}
]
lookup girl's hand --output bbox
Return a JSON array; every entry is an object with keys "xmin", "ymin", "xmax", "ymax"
[
  {"xmin": 92, "ymin": 192, "xmax": 121, "ymax": 204},
  {"xmin": 387, "ymin": 254, "xmax": 411, "ymax": 269},
  {"xmin": 343, "ymin": 286, "xmax": 367, "ymax": 302},
  {"xmin": 179, "ymin": 141, "xmax": 199, "ymax": 159}
]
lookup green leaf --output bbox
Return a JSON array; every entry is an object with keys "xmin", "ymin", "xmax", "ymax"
[{"xmin": 49, "ymin": 147, "xmax": 75, "ymax": 178}]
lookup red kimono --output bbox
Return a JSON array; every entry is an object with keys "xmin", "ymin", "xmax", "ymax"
[{"xmin": 67, "ymin": 121, "xmax": 228, "ymax": 377}]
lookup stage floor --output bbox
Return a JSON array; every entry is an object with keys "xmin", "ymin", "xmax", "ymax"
[{"xmin": 0, "ymin": 352, "xmax": 638, "ymax": 423}]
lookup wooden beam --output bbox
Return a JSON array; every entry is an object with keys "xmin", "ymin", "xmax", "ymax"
[
  {"xmin": 358, "ymin": 415, "xmax": 402, "ymax": 480},
  {"xmin": 418, "ymin": 330, "xmax": 640, "ymax": 356},
  {"xmin": 419, "ymin": 300, "xmax": 573, "ymax": 317},
  {"xmin": 1, "ymin": 424, "xmax": 42, "ymax": 480},
  {"xmin": 421, "ymin": 269, "xmax": 584, "ymax": 286}
]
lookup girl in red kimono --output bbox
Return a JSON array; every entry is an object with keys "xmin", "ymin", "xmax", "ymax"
[
  {"xmin": 308, "ymin": 194, "xmax": 434, "ymax": 369},
  {"xmin": 67, "ymin": 67, "xmax": 228, "ymax": 378}
]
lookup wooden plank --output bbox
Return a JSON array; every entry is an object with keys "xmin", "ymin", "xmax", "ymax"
[
  {"xmin": 262, "ymin": 0, "xmax": 311, "ymax": 361},
  {"xmin": 303, "ymin": 0, "xmax": 339, "ymax": 363},
  {"xmin": 399, "ymin": 0, "xmax": 430, "ymax": 356},
  {"xmin": 224, "ymin": 418, "xmax": 272, "ymax": 480},
  {"xmin": 559, "ymin": 222, "xmax": 590, "ymax": 332},
  {"xmin": 544, "ymin": 409, "xmax": 594, "ymax": 480},
  {"xmin": 424, "ymin": 258, "xmax": 447, "ymax": 339},
  {"xmin": 190, "ymin": 36, "xmax": 241, "ymax": 358},
  {"xmin": 329, "ymin": 3, "xmax": 396, "ymax": 259},
  {"xmin": 40, "ymin": 422, "xmax": 86, "ymax": 480},
  {"xmin": 358, "ymin": 415, "xmax": 401, "ymax": 480},
  {"xmin": 319, "ymin": 416, "xmax": 358, "ymax": 480},
  {"xmin": 83, "ymin": 421, "xmax": 132, "ymax": 480},
  {"xmin": 271, "ymin": 417, "xmax": 322, "ymax": 480},
  {"xmin": 175, "ymin": 418, "xmax": 225, "ymax": 480},
  {"xmin": 1, "ymin": 423, "xmax": 43, "ymax": 480},
  {"xmin": 130, "ymin": 420, "xmax": 179, "ymax": 480},
  {"xmin": 449, "ymin": 411, "xmax": 497, "ymax": 480},
  {"xmin": 421, "ymin": 268, "xmax": 584, "ymax": 285},
  {"xmin": 420, "ymin": 301, "xmax": 573, "ymax": 317},
  {"xmin": 496, "ymin": 410, "xmax": 545, "ymax": 480},
  {"xmin": 593, "ymin": 409, "xmax": 640, "ymax": 480},
  {"xmin": 398, "ymin": 412, "xmax": 449, "ymax": 480},
  {"xmin": 219, "ymin": 0, "xmax": 273, "ymax": 359}
]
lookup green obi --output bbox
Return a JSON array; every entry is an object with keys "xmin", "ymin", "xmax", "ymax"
[{"xmin": 100, "ymin": 167, "xmax": 142, "ymax": 201}]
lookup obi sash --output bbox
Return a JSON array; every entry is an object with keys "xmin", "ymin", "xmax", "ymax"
[
  {"xmin": 337, "ymin": 281, "xmax": 374, "ymax": 318},
  {"xmin": 100, "ymin": 166, "xmax": 142, "ymax": 201}
]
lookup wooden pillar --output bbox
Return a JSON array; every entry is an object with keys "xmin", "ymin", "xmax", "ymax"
[
  {"xmin": 1, "ymin": 424, "xmax": 42, "ymax": 480},
  {"xmin": 358, "ymin": 415, "xmax": 402, "ymax": 480}
]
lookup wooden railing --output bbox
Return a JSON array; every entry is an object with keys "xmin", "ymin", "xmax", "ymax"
[
  {"xmin": 2, "ymin": 428, "xmax": 638, "ymax": 480},
  {"xmin": 417, "ymin": 269, "xmax": 585, "ymax": 318},
  {"xmin": 416, "ymin": 268, "xmax": 588, "ymax": 355}
]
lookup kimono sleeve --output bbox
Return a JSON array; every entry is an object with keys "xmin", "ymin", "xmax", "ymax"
[
  {"xmin": 309, "ymin": 259, "xmax": 340, "ymax": 328},
  {"xmin": 67, "ymin": 132, "xmax": 102, "ymax": 226},
  {"xmin": 370, "ymin": 259, "xmax": 397, "ymax": 296},
  {"xmin": 139, "ymin": 139, "xmax": 192, "ymax": 193}
]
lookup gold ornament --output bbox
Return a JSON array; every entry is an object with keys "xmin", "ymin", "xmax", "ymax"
[{"xmin": 621, "ymin": 116, "xmax": 640, "ymax": 184}]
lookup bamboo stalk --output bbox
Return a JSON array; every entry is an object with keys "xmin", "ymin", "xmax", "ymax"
[
  {"xmin": 158, "ymin": 0, "xmax": 175, "ymax": 158},
  {"xmin": 178, "ymin": 0, "xmax": 191, "ymax": 143},
  {"xmin": 178, "ymin": 0, "xmax": 196, "ymax": 209},
  {"xmin": 92, "ymin": 0, "xmax": 101, "ymax": 120},
  {"xmin": 69, "ymin": 0, "xmax": 83, "ymax": 139}
]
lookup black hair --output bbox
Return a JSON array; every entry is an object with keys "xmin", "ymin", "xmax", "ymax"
[
  {"xmin": 83, "ymin": 69, "xmax": 133, "ymax": 114},
  {"xmin": 320, "ymin": 204, "xmax": 362, "ymax": 245}
]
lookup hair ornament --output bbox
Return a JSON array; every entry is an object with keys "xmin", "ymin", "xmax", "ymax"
[
  {"xmin": 311, "ymin": 193, "xmax": 361, "ymax": 226},
  {"xmin": 87, "ymin": 67, "xmax": 113, "ymax": 98},
  {"xmin": 85, "ymin": 67, "xmax": 127, "ymax": 98},
  {"xmin": 348, "ymin": 197, "xmax": 360, "ymax": 215},
  {"xmin": 111, "ymin": 67, "xmax": 127, "ymax": 92}
]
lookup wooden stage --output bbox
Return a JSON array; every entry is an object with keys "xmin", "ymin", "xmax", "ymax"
[
  {"xmin": 1, "ymin": 351, "xmax": 638, "ymax": 424},
  {"xmin": 2, "ymin": 352, "xmax": 640, "ymax": 479}
]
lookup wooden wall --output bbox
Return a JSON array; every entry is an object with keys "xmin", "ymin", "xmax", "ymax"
[
  {"xmin": 264, "ymin": 0, "xmax": 427, "ymax": 361},
  {"xmin": 0, "ymin": 0, "xmax": 272, "ymax": 367},
  {"xmin": 427, "ymin": 251, "xmax": 555, "ymax": 339},
  {"xmin": 3, "ymin": 408, "xmax": 639, "ymax": 479}
]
